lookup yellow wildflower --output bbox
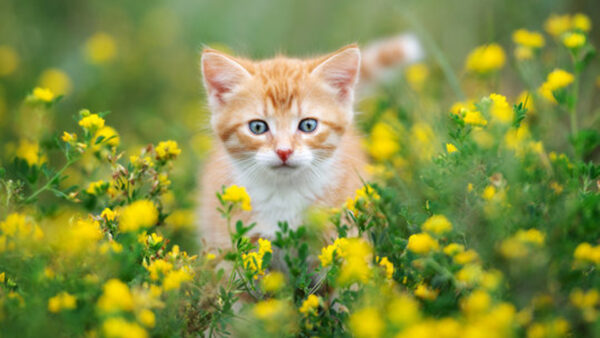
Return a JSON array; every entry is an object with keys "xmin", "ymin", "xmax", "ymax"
[
  {"xmin": 221, "ymin": 185, "xmax": 252, "ymax": 211},
  {"xmin": 514, "ymin": 46, "xmax": 534, "ymax": 60},
  {"xmin": 512, "ymin": 29, "xmax": 545, "ymax": 48},
  {"xmin": 61, "ymin": 132, "xmax": 77, "ymax": 143},
  {"xmin": 378, "ymin": 256, "xmax": 394, "ymax": 280},
  {"xmin": 299, "ymin": 294, "xmax": 320, "ymax": 315},
  {"xmin": 38, "ymin": 68, "xmax": 72, "ymax": 95},
  {"xmin": 446, "ymin": 143, "xmax": 458, "ymax": 153},
  {"xmin": 79, "ymin": 113, "xmax": 105, "ymax": 130},
  {"xmin": 162, "ymin": 268, "xmax": 193, "ymax": 291},
  {"xmin": 48, "ymin": 291, "xmax": 77, "ymax": 313},
  {"xmin": 242, "ymin": 238, "xmax": 272, "ymax": 278},
  {"xmin": 544, "ymin": 14, "xmax": 572, "ymax": 37},
  {"xmin": 345, "ymin": 184, "xmax": 380, "ymax": 213},
  {"xmin": 261, "ymin": 272, "xmax": 285, "ymax": 293},
  {"xmin": 101, "ymin": 208, "xmax": 117, "ymax": 222},
  {"xmin": 454, "ymin": 249, "xmax": 479, "ymax": 265},
  {"xmin": 0, "ymin": 45, "xmax": 19, "ymax": 76},
  {"xmin": 414, "ymin": 283, "xmax": 439, "ymax": 300},
  {"xmin": 563, "ymin": 32, "xmax": 586, "ymax": 49},
  {"xmin": 465, "ymin": 43, "xmax": 506, "ymax": 74},
  {"xmin": 119, "ymin": 200, "xmax": 158, "ymax": 232},
  {"xmin": 97, "ymin": 279, "xmax": 134, "ymax": 313},
  {"xmin": 32, "ymin": 87, "xmax": 55, "ymax": 102},
  {"xmin": 319, "ymin": 237, "xmax": 348, "ymax": 267},
  {"xmin": 253, "ymin": 299, "xmax": 288, "ymax": 320},
  {"xmin": 16, "ymin": 139, "xmax": 47, "ymax": 166},
  {"xmin": 155, "ymin": 140, "xmax": 181, "ymax": 161},
  {"xmin": 410, "ymin": 122, "xmax": 436, "ymax": 161},
  {"xmin": 85, "ymin": 33, "xmax": 117, "ymax": 64},
  {"xmin": 0, "ymin": 213, "xmax": 44, "ymax": 241},
  {"xmin": 145, "ymin": 259, "xmax": 173, "ymax": 280},
  {"xmin": 368, "ymin": 122, "xmax": 400, "ymax": 161},
  {"xmin": 572, "ymin": 13, "xmax": 591, "ymax": 32},
  {"xmin": 463, "ymin": 110, "xmax": 488, "ymax": 126},
  {"xmin": 137, "ymin": 309, "xmax": 156, "ymax": 328},
  {"xmin": 102, "ymin": 318, "xmax": 148, "ymax": 338},
  {"xmin": 405, "ymin": 62, "xmax": 429, "ymax": 91},
  {"xmin": 489, "ymin": 93, "xmax": 514, "ymax": 123},
  {"xmin": 94, "ymin": 126, "xmax": 120, "ymax": 148},
  {"xmin": 461, "ymin": 289, "xmax": 491, "ymax": 316},
  {"xmin": 349, "ymin": 306, "xmax": 384, "ymax": 338},
  {"xmin": 407, "ymin": 233, "xmax": 439, "ymax": 254},
  {"xmin": 514, "ymin": 229, "xmax": 545, "ymax": 245},
  {"xmin": 482, "ymin": 185, "xmax": 496, "ymax": 201},
  {"xmin": 574, "ymin": 242, "xmax": 600, "ymax": 265},
  {"xmin": 86, "ymin": 180, "xmax": 106, "ymax": 195},
  {"xmin": 388, "ymin": 293, "xmax": 421, "ymax": 325},
  {"xmin": 422, "ymin": 214, "xmax": 453, "ymax": 234},
  {"xmin": 518, "ymin": 91, "xmax": 535, "ymax": 114},
  {"xmin": 443, "ymin": 243, "xmax": 465, "ymax": 256}
]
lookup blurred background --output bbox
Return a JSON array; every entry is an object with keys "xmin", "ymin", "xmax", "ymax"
[{"xmin": 1, "ymin": 0, "xmax": 599, "ymax": 210}]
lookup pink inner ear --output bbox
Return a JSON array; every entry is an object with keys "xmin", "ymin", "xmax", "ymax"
[
  {"xmin": 201, "ymin": 52, "xmax": 250, "ymax": 105},
  {"xmin": 313, "ymin": 48, "xmax": 361, "ymax": 102}
]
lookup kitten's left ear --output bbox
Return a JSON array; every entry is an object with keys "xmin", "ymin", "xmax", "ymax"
[{"xmin": 311, "ymin": 44, "xmax": 361, "ymax": 105}]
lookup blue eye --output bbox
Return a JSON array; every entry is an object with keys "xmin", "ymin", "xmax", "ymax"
[
  {"xmin": 248, "ymin": 120, "xmax": 269, "ymax": 135},
  {"xmin": 298, "ymin": 118, "xmax": 318, "ymax": 133}
]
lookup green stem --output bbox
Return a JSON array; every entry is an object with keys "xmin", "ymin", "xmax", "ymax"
[
  {"xmin": 570, "ymin": 70, "xmax": 580, "ymax": 136},
  {"xmin": 24, "ymin": 159, "xmax": 76, "ymax": 203}
]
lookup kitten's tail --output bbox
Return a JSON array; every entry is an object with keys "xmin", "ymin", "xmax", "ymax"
[{"xmin": 359, "ymin": 33, "xmax": 423, "ymax": 88}]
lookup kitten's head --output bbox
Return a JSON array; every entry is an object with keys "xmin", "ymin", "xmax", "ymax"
[{"xmin": 201, "ymin": 45, "xmax": 360, "ymax": 178}]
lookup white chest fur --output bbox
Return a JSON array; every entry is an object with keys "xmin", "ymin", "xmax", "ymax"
[{"xmin": 232, "ymin": 156, "xmax": 339, "ymax": 238}]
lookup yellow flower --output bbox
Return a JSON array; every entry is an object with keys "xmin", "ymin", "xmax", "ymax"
[
  {"xmin": 405, "ymin": 63, "xmax": 429, "ymax": 91},
  {"xmin": 94, "ymin": 126, "xmax": 120, "ymax": 148},
  {"xmin": 261, "ymin": 272, "xmax": 285, "ymax": 293},
  {"xmin": 482, "ymin": 185, "xmax": 496, "ymax": 201},
  {"xmin": 443, "ymin": 243, "xmax": 465, "ymax": 256},
  {"xmin": 253, "ymin": 299, "xmax": 288, "ymax": 320},
  {"xmin": 499, "ymin": 229, "xmax": 545, "ymax": 259},
  {"xmin": 465, "ymin": 43, "xmax": 506, "ymax": 74},
  {"xmin": 563, "ymin": 32, "xmax": 586, "ymax": 49},
  {"xmin": 446, "ymin": 143, "xmax": 458, "ymax": 154},
  {"xmin": 61, "ymin": 132, "xmax": 77, "ymax": 143},
  {"xmin": 16, "ymin": 139, "xmax": 47, "ymax": 166},
  {"xmin": 32, "ymin": 87, "xmax": 55, "ymax": 102},
  {"xmin": 0, "ymin": 213, "xmax": 44, "ymax": 241},
  {"xmin": 512, "ymin": 29, "xmax": 545, "ymax": 48},
  {"xmin": 48, "ymin": 291, "xmax": 77, "ymax": 313},
  {"xmin": 574, "ymin": 242, "xmax": 600, "ymax": 265},
  {"xmin": 119, "ymin": 200, "xmax": 159, "ymax": 232},
  {"xmin": 514, "ymin": 229, "xmax": 545, "ymax": 245},
  {"xmin": 407, "ymin": 233, "xmax": 439, "ymax": 254},
  {"xmin": 86, "ymin": 180, "xmax": 106, "ymax": 195},
  {"xmin": 101, "ymin": 208, "xmax": 117, "ymax": 222},
  {"xmin": 0, "ymin": 45, "xmax": 19, "ymax": 76},
  {"xmin": 410, "ymin": 122, "xmax": 436, "ymax": 161},
  {"xmin": 242, "ymin": 238, "xmax": 272, "ymax": 278},
  {"xmin": 137, "ymin": 309, "xmax": 156, "ymax": 328},
  {"xmin": 514, "ymin": 46, "xmax": 534, "ymax": 61},
  {"xmin": 573, "ymin": 13, "xmax": 591, "ymax": 32},
  {"xmin": 463, "ymin": 110, "xmax": 488, "ymax": 126},
  {"xmin": 570, "ymin": 288, "xmax": 599, "ymax": 308},
  {"xmin": 85, "ymin": 33, "xmax": 117, "ymax": 64},
  {"xmin": 544, "ymin": 14, "xmax": 572, "ymax": 37},
  {"xmin": 489, "ymin": 93, "xmax": 514, "ymax": 123},
  {"xmin": 97, "ymin": 279, "xmax": 134, "ymax": 313},
  {"xmin": 345, "ymin": 184, "xmax": 380, "ymax": 213},
  {"xmin": 38, "ymin": 68, "xmax": 72, "ymax": 95},
  {"xmin": 79, "ymin": 113, "xmax": 105, "ymax": 130},
  {"xmin": 368, "ymin": 122, "xmax": 400, "ymax": 161},
  {"xmin": 221, "ymin": 184, "xmax": 252, "ymax": 211},
  {"xmin": 421, "ymin": 214, "xmax": 453, "ymax": 234},
  {"xmin": 461, "ymin": 289, "xmax": 491, "ymax": 316},
  {"xmin": 299, "ymin": 294, "xmax": 320, "ymax": 315},
  {"xmin": 318, "ymin": 237, "xmax": 348, "ymax": 267},
  {"xmin": 414, "ymin": 283, "xmax": 439, "ymax": 300},
  {"xmin": 349, "ymin": 306, "xmax": 384, "ymax": 338},
  {"xmin": 517, "ymin": 91, "xmax": 535, "ymax": 114},
  {"xmin": 378, "ymin": 256, "xmax": 394, "ymax": 280},
  {"xmin": 454, "ymin": 249, "xmax": 479, "ymax": 265},
  {"xmin": 337, "ymin": 238, "xmax": 373, "ymax": 285},
  {"xmin": 145, "ymin": 259, "xmax": 173, "ymax": 281},
  {"xmin": 102, "ymin": 317, "xmax": 148, "ymax": 338},
  {"xmin": 162, "ymin": 268, "xmax": 193, "ymax": 291},
  {"xmin": 155, "ymin": 140, "xmax": 181, "ymax": 161},
  {"xmin": 388, "ymin": 293, "xmax": 421, "ymax": 325}
]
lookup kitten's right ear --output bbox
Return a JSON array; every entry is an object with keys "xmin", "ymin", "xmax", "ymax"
[{"xmin": 201, "ymin": 49, "xmax": 251, "ymax": 108}]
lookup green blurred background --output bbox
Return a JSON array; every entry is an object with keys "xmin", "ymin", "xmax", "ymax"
[{"xmin": 1, "ymin": 0, "xmax": 599, "ymax": 205}]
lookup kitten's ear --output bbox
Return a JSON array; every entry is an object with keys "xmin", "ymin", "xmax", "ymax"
[
  {"xmin": 311, "ymin": 44, "xmax": 361, "ymax": 105},
  {"xmin": 201, "ymin": 49, "xmax": 251, "ymax": 108}
]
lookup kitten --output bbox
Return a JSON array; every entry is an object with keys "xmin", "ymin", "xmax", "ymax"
[{"xmin": 198, "ymin": 35, "xmax": 422, "ymax": 250}]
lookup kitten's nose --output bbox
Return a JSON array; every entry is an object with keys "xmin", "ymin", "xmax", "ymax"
[{"xmin": 276, "ymin": 149, "xmax": 293, "ymax": 162}]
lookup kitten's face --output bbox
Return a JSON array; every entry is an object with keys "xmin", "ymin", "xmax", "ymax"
[{"xmin": 201, "ymin": 46, "xmax": 360, "ymax": 178}]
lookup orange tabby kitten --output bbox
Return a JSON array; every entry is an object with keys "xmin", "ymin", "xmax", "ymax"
[{"xmin": 199, "ymin": 35, "xmax": 421, "ymax": 249}]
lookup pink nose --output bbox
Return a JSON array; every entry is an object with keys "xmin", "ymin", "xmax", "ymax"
[{"xmin": 276, "ymin": 149, "xmax": 293, "ymax": 162}]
